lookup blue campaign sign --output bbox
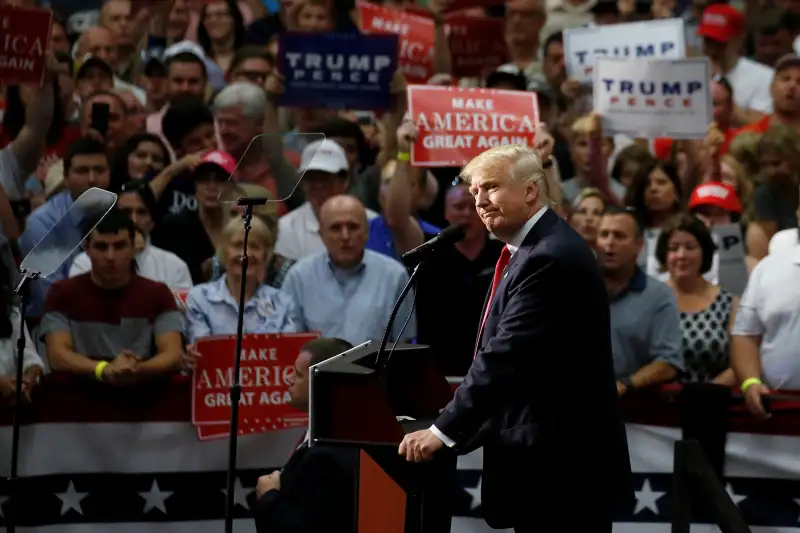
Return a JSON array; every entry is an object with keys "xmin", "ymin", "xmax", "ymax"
[{"xmin": 279, "ymin": 32, "xmax": 398, "ymax": 110}]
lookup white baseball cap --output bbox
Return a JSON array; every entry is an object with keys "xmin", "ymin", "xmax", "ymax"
[{"xmin": 301, "ymin": 139, "xmax": 349, "ymax": 175}]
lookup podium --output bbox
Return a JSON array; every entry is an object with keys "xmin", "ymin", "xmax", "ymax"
[{"xmin": 309, "ymin": 342, "xmax": 457, "ymax": 533}]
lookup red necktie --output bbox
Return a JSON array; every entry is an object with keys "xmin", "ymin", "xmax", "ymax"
[{"xmin": 475, "ymin": 245, "xmax": 512, "ymax": 359}]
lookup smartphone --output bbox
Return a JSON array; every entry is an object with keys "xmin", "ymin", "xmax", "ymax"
[
  {"xmin": 9, "ymin": 199, "xmax": 31, "ymax": 219},
  {"xmin": 91, "ymin": 102, "xmax": 110, "ymax": 137}
]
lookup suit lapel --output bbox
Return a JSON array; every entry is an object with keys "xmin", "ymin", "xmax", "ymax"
[
  {"xmin": 473, "ymin": 210, "xmax": 561, "ymax": 352},
  {"xmin": 282, "ymin": 442, "xmax": 308, "ymax": 474}
]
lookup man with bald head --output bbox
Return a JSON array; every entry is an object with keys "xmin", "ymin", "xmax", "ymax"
[
  {"xmin": 281, "ymin": 194, "xmax": 416, "ymax": 346},
  {"xmin": 275, "ymin": 139, "xmax": 378, "ymax": 262},
  {"xmin": 100, "ymin": 0, "xmax": 136, "ymax": 79}
]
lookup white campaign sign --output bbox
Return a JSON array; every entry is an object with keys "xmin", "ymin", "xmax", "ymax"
[
  {"xmin": 593, "ymin": 57, "xmax": 712, "ymax": 139},
  {"xmin": 713, "ymin": 222, "xmax": 749, "ymax": 296},
  {"xmin": 563, "ymin": 18, "xmax": 686, "ymax": 85}
]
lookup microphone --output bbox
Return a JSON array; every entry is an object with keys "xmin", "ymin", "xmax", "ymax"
[{"xmin": 402, "ymin": 224, "xmax": 466, "ymax": 267}]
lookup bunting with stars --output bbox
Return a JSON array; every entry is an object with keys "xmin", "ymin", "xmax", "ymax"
[{"xmin": 0, "ymin": 378, "xmax": 798, "ymax": 533}]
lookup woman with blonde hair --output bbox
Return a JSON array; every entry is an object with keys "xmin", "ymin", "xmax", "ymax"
[
  {"xmin": 715, "ymin": 154, "xmax": 754, "ymax": 224},
  {"xmin": 185, "ymin": 215, "xmax": 302, "ymax": 343},
  {"xmin": 570, "ymin": 187, "xmax": 606, "ymax": 251},
  {"xmin": 216, "ymin": 183, "xmax": 294, "ymax": 287}
]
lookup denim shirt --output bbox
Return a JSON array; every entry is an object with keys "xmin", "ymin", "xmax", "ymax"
[{"xmin": 185, "ymin": 275, "xmax": 302, "ymax": 343}]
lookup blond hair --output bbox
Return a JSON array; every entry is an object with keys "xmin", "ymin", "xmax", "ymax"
[
  {"xmin": 570, "ymin": 114, "xmax": 615, "ymax": 152},
  {"xmin": 216, "ymin": 215, "xmax": 277, "ymax": 265},
  {"xmin": 460, "ymin": 144, "xmax": 555, "ymax": 206}
]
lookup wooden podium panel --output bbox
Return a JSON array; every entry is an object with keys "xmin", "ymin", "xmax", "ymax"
[{"xmin": 358, "ymin": 450, "xmax": 407, "ymax": 533}]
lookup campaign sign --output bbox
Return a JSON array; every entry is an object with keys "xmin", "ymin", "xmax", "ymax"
[
  {"xmin": 407, "ymin": 85, "xmax": 539, "ymax": 167},
  {"xmin": 279, "ymin": 32, "xmax": 397, "ymax": 110},
  {"xmin": 713, "ymin": 222, "xmax": 748, "ymax": 297},
  {"xmin": 447, "ymin": 16, "xmax": 507, "ymax": 78},
  {"xmin": 0, "ymin": 5, "xmax": 53, "ymax": 85},
  {"xmin": 359, "ymin": 1, "xmax": 435, "ymax": 84},
  {"xmin": 191, "ymin": 332, "xmax": 320, "ymax": 433},
  {"xmin": 593, "ymin": 57, "xmax": 712, "ymax": 140},
  {"xmin": 563, "ymin": 18, "xmax": 685, "ymax": 85}
]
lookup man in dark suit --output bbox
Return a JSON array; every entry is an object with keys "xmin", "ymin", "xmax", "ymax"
[
  {"xmin": 399, "ymin": 130, "xmax": 632, "ymax": 533},
  {"xmin": 254, "ymin": 337, "xmax": 355, "ymax": 533}
]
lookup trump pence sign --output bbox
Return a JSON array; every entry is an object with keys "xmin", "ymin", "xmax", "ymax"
[
  {"xmin": 563, "ymin": 18, "xmax": 686, "ymax": 85},
  {"xmin": 407, "ymin": 85, "xmax": 539, "ymax": 167},
  {"xmin": 593, "ymin": 57, "xmax": 712, "ymax": 140},
  {"xmin": 279, "ymin": 32, "xmax": 398, "ymax": 110}
]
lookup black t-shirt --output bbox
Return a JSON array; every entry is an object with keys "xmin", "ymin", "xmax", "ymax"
[
  {"xmin": 245, "ymin": 13, "xmax": 284, "ymax": 46},
  {"xmin": 414, "ymin": 237, "xmax": 504, "ymax": 376},
  {"xmin": 151, "ymin": 209, "xmax": 215, "ymax": 285},
  {"xmin": 151, "ymin": 171, "xmax": 197, "ymax": 220},
  {"xmin": 754, "ymin": 181, "xmax": 799, "ymax": 231}
]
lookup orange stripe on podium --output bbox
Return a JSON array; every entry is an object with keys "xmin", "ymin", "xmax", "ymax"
[{"xmin": 358, "ymin": 450, "xmax": 406, "ymax": 533}]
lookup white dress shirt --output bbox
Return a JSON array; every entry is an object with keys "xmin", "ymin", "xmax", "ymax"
[
  {"xmin": 0, "ymin": 307, "xmax": 45, "ymax": 378},
  {"xmin": 430, "ymin": 207, "xmax": 548, "ymax": 447},
  {"xmin": 69, "ymin": 239, "xmax": 193, "ymax": 291}
]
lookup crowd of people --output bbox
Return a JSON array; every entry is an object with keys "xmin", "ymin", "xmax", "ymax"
[{"xmin": 0, "ymin": 0, "xmax": 796, "ymax": 431}]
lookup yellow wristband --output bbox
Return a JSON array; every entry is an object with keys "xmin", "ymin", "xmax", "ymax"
[
  {"xmin": 94, "ymin": 361, "xmax": 109, "ymax": 381},
  {"xmin": 397, "ymin": 151, "xmax": 410, "ymax": 162},
  {"xmin": 740, "ymin": 377, "xmax": 762, "ymax": 393}
]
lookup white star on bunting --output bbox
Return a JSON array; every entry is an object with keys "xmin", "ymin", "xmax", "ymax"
[
  {"xmin": 633, "ymin": 478, "xmax": 665, "ymax": 515},
  {"xmin": 464, "ymin": 476, "xmax": 482, "ymax": 510},
  {"xmin": 139, "ymin": 480, "xmax": 173, "ymax": 514},
  {"xmin": 56, "ymin": 481, "xmax": 88, "ymax": 516},
  {"xmin": 221, "ymin": 477, "xmax": 254, "ymax": 510},
  {"xmin": 726, "ymin": 483, "xmax": 746, "ymax": 505}
]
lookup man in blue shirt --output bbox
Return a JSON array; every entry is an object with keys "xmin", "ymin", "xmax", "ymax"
[
  {"xmin": 366, "ymin": 121, "xmax": 440, "ymax": 261},
  {"xmin": 19, "ymin": 137, "xmax": 111, "ymax": 321},
  {"xmin": 282, "ymin": 194, "xmax": 416, "ymax": 346},
  {"xmin": 596, "ymin": 206, "xmax": 684, "ymax": 396}
]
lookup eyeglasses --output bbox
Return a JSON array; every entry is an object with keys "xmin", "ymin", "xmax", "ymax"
[{"xmin": 120, "ymin": 181, "xmax": 147, "ymax": 194}]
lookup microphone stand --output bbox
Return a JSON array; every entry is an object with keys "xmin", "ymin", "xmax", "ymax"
[
  {"xmin": 374, "ymin": 261, "xmax": 424, "ymax": 371},
  {"xmin": 7, "ymin": 270, "xmax": 39, "ymax": 533},
  {"xmin": 223, "ymin": 196, "xmax": 267, "ymax": 533}
]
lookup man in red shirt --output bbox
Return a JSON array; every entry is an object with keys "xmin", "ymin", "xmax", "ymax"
[{"xmin": 729, "ymin": 53, "xmax": 800, "ymax": 138}]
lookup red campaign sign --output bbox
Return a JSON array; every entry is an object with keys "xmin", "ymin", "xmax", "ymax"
[
  {"xmin": 447, "ymin": 16, "xmax": 506, "ymax": 78},
  {"xmin": 0, "ymin": 6, "xmax": 52, "ymax": 86},
  {"xmin": 358, "ymin": 1, "xmax": 434, "ymax": 84},
  {"xmin": 407, "ymin": 85, "xmax": 540, "ymax": 167},
  {"xmin": 191, "ymin": 332, "xmax": 320, "ymax": 434},
  {"xmin": 404, "ymin": 0, "xmax": 504, "ymax": 16}
]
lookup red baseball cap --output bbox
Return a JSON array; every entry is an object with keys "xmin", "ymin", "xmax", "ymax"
[
  {"xmin": 697, "ymin": 4, "xmax": 745, "ymax": 43},
  {"xmin": 688, "ymin": 182, "xmax": 743, "ymax": 214},
  {"xmin": 197, "ymin": 150, "xmax": 237, "ymax": 176}
]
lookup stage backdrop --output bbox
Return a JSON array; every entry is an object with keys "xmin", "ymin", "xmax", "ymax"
[{"xmin": 0, "ymin": 378, "xmax": 797, "ymax": 532}]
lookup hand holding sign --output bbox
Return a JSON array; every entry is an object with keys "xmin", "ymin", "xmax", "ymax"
[
  {"xmin": 397, "ymin": 119, "xmax": 418, "ymax": 152},
  {"xmin": 427, "ymin": 73, "xmax": 453, "ymax": 86},
  {"xmin": 533, "ymin": 123, "xmax": 555, "ymax": 161},
  {"xmin": 704, "ymin": 122, "xmax": 725, "ymax": 156},
  {"xmin": 265, "ymin": 71, "xmax": 285, "ymax": 100}
]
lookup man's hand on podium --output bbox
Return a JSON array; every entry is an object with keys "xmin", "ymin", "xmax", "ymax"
[
  {"xmin": 399, "ymin": 430, "xmax": 444, "ymax": 463},
  {"xmin": 256, "ymin": 471, "xmax": 281, "ymax": 498}
]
